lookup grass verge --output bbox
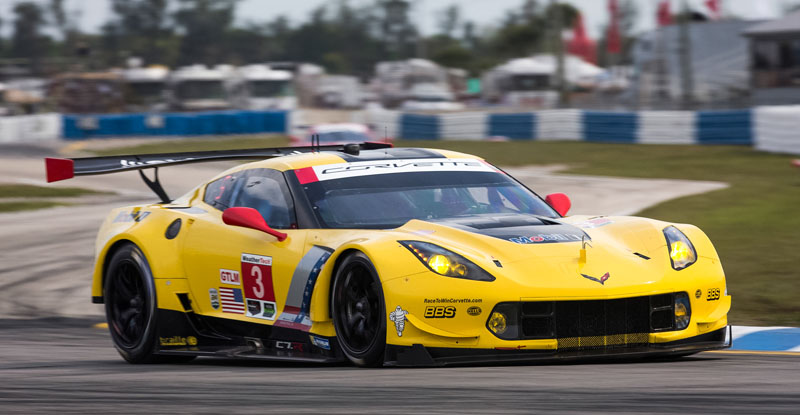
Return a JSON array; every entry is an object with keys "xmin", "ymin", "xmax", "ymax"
[
  {"xmin": 0, "ymin": 201, "xmax": 69, "ymax": 212},
  {"xmin": 0, "ymin": 184, "xmax": 109, "ymax": 198}
]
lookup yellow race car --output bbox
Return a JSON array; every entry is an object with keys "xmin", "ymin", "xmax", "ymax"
[{"xmin": 45, "ymin": 142, "xmax": 731, "ymax": 367}]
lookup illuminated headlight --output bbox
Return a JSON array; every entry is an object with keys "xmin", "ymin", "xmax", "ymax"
[
  {"xmin": 486, "ymin": 303, "xmax": 519, "ymax": 340},
  {"xmin": 663, "ymin": 226, "xmax": 697, "ymax": 270},
  {"xmin": 674, "ymin": 292, "xmax": 692, "ymax": 330},
  {"xmin": 399, "ymin": 241, "xmax": 496, "ymax": 282},
  {"xmin": 488, "ymin": 312, "xmax": 507, "ymax": 334}
]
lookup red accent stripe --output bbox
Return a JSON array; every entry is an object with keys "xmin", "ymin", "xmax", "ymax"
[
  {"xmin": 274, "ymin": 320, "xmax": 311, "ymax": 331},
  {"xmin": 294, "ymin": 167, "xmax": 319, "ymax": 184},
  {"xmin": 479, "ymin": 159, "xmax": 504, "ymax": 174},
  {"xmin": 44, "ymin": 158, "xmax": 74, "ymax": 183},
  {"xmin": 282, "ymin": 305, "xmax": 302, "ymax": 313}
]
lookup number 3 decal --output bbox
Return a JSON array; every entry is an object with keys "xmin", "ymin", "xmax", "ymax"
[
  {"xmin": 251, "ymin": 266, "xmax": 264, "ymax": 298},
  {"xmin": 241, "ymin": 253, "xmax": 275, "ymax": 302}
]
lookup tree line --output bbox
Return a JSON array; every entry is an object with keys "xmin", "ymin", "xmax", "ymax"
[{"xmin": 0, "ymin": 0, "xmax": 637, "ymax": 79}]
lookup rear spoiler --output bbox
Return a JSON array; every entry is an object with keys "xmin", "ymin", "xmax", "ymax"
[{"xmin": 45, "ymin": 141, "xmax": 392, "ymax": 203}]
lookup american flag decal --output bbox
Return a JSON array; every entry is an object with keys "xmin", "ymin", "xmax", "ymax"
[{"xmin": 219, "ymin": 287, "xmax": 244, "ymax": 314}]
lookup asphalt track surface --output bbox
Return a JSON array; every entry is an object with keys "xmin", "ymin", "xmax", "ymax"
[{"xmin": 1, "ymin": 319, "xmax": 799, "ymax": 414}]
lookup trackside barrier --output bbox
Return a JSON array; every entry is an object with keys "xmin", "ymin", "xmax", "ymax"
[
  {"xmin": 637, "ymin": 111, "xmax": 696, "ymax": 144},
  {"xmin": 536, "ymin": 109, "xmax": 583, "ymax": 141},
  {"xmin": 584, "ymin": 111, "xmax": 638, "ymax": 143},
  {"xmin": 696, "ymin": 110, "xmax": 753, "ymax": 145},
  {"xmin": 61, "ymin": 110, "xmax": 289, "ymax": 140},
  {"xmin": 364, "ymin": 107, "xmax": 784, "ymax": 148},
  {"xmin": 2, "ymin": 107, "xmax": 800, "ymax": 155},
  {"xmin": 754, "ymin": 106, "xmax": 800, "ymax": 155},
  {"xmin": 0, "ymin": 113, "xmax": 62, "ymax": 143}
]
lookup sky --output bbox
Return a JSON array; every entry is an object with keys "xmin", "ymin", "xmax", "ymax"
[{"xmin": 0, "ymin": 0, "xmax": 793, "ymax": 39}]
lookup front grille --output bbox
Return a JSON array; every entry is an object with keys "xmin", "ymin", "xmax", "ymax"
[{"xmin": 516, "ymin": 294, "xmax": 678, "ymax": 350}]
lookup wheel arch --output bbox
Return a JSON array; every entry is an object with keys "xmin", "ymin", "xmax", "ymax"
[
  {"xmin": 326, "ymin": 248, "xmax": 364, "ymax": 319},
  {"xmin": 94, "ymin": 238, "xmax": 137, "ymax": 303}
]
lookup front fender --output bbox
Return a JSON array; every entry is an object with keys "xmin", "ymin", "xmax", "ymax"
[{"xmin": 91, "ymin": 207, "xmax": 191, "ymax": 301}]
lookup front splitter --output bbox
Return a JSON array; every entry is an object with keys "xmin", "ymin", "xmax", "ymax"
[{"xmin": 384, "ymin": 326, "xmax": 732, "ymax": 367}]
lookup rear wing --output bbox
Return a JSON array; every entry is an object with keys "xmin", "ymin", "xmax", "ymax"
[{"xmin": 45, "ymin": 141, "xmax": 391, "ymax": 203}]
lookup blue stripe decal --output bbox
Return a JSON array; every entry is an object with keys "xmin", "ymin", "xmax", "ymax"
[{"xmin": 298, "ymin": 249, "xmax": 333, "ymax": 320}]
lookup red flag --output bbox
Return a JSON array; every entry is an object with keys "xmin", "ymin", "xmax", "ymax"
[
  {"xmin": 706, "ymin": 0, "xmax": 721, "ymax": 19},
  {"xmin": 606, "ymin": 0, "xmax": 621, "ymax": 54},
  {"xmin": 657, "ymin": 0, "xmax": 672, "ymax": 26},
  {"xmin": 567, "ymin": 14, "xmax": 597, "ymax": 64}
]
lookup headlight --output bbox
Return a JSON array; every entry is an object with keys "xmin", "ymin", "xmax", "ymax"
[
  {"xmin": 674, "ymin": 292, "xmax": 692, "ymax": 330},
  {"xmin": 399, "ymin": 241, "xmax": 496, "ymax": 282},
  {"xmin": 486, "ymin": 303, "xmax": 519, "ymax": 340},
  {"xmin": 663, "ymin": 226, "xmax": 697, "ymax": 270}
]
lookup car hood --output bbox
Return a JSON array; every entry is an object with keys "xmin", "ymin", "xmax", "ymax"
[{"xmin": 394, "ymin": 215, "xmax": 675, "ymax": 297}]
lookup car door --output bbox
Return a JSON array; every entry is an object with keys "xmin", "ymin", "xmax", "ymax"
[{"xmin": 182, "ymin": 168, "xmax": 308, "ymax": 324}]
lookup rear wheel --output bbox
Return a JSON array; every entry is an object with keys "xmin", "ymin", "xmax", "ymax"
[
  {"xmin": 104, "ymin": 243, "xmax": 194, "ymax": 364},
  {"xmin": 332, "ymin": 252, "xmax": 386, "ymax": 367}
]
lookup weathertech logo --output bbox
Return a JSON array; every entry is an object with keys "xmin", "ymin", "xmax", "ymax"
[
  {"xmin": 581, "ymin": 272, "xmax": 610, "ymax": 285},
  {"xmin": 241, "ymin": 254, "xmax": 272, "ymax": 266}
]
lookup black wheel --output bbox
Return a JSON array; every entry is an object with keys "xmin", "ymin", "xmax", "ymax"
[
  {"xmin": 332, "ymin": 252, "xmax": 386, "ymax": 367},
  {"xmin": 104, "ymin": 243, "xmax": 194, "ymax": 364}
]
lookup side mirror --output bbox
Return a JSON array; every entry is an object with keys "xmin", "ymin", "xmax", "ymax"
[
  {"xmin": 222, "ymin": 207, "xmax": 288, "ymax": 242},
  {"xmin": 545, "ymin": 193, "xmax": 571, "ymax": 217}
]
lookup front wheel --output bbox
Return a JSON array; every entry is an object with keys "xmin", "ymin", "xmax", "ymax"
[
  {"xmin": 332, "ymin": 252, "xmax": 387, "ymax": 367},
  {"xmin": 104, "ymin": 243, "xmax": 194, "ymax": 364}
]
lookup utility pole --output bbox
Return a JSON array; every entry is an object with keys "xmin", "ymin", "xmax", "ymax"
[
  {"xmin": 678, "ymin": 0, "xmax": 694, "ymax": 109},
  {"xmin": 551, "ymin": 0, "xmax": 568, "ymax": 107}
]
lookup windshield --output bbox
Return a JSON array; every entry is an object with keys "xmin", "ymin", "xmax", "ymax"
[
  {"xmin": 176, "ymin": 80, "xmax": 225, "ymax": 100},
  {"xmin": 300, "ymin": 164, "xmax": 557, "ymax": 229},
  {"xmin": 250, "ymin": 80, "xmax": 292, "ymax": 98}
]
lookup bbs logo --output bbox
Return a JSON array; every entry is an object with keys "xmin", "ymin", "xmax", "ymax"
[
  {"xmin": 707, "ymin": 288, "xmax": 721, "ymax": 301},
  {"xmin": 424, "ymin": 306, "xmax": 455, "ymax": 318}
]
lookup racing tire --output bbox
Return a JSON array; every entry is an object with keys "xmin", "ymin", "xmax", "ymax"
[
  {"xmin": 104, "ymin": 243, "xmax": 195, "ymax": 364},
  {"xmin": 332, "ymin": 252, "xmax": 387, "ymax": 367}
]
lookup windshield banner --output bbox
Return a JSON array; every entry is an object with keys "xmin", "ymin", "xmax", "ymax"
[{"xmin": 296, "ymin": 158, "xmax": 496, "ymax": 183}]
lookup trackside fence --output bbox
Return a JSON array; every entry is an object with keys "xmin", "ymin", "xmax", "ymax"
[{"xmin": 1, "ymin": 107, "xmax": 799, "ymax": 155}]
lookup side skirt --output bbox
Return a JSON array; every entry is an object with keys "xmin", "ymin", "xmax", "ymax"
[{"xmin": 154, "ymin": 308, "xmax": 345, "ymax": 364}]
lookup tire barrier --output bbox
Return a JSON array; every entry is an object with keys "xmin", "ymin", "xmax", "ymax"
[
  {"xmin": 0, "ymin": 113, "xmax": 62, "ymax": 143},
  {"xmin": 61, "ymin": 110, "xmax": 289, "ymax": 140},
  {"xmin": 754, "ymin": 106, "xmax": 800, "ymax": 155},
  {"xmin": 3, "ymin": 107, "xmax": 800, "ymax": 156},
  {"xmin": 364, "ymin": 108, "xmax": 764, "ymax": 147}
]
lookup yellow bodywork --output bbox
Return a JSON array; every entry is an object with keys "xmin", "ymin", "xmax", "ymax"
[{"xmin": 91, "ymin": 149, "xmax": 730, "ymax": 351}]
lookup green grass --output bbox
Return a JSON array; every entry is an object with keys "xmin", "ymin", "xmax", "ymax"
[
  {"xmin": 0, "ymin": 184, "xmax": 108, "ymax": 198},
  {"xmin": 0, "ymin": 201, "xmax": 69, "ymax": 212},
  {"xmin": 91, "ymin": 135, "xmax": 290, "ymax": 156},
  {"xmin": 91, "ymin": 137, "xmax": 800, "ymax": 325}
]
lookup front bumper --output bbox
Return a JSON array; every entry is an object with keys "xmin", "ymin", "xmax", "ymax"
[{"xmin": 384, "ymin": 325, "xmax": 731, "ymax": 366}]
